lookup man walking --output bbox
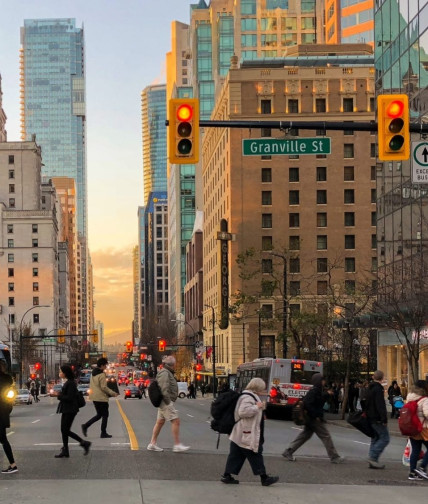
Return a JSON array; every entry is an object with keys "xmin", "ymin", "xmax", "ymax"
[
  {"xmin": 366, "ymin": 370, "xmax": 390, "ymax": 469},
  {"xmin": 81, "ymin": 358, "xmax": 118, "ymax": 439},
  {"xmin": 147, "ymin": 356, "xmax": 190, "ymax": 452},
  {"xmin": 282, "ymin": 373, "xmax": 343, "ymax": 464}
]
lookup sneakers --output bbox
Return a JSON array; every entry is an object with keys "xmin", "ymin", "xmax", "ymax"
[
  {"xmin": 147, "ymin": 443, "xmax": 164, "ymax": 452},
  {"xmin": 1, "ymin": 466, "xmax": 18, "ymax": 474},
  {"xmin": 100, "ymin": 433, "xmax": 112, "ymax": 438},
  {"xmin": 331, "ymin": 456, "xmax": 344, "ymax": 464},
  {"xmin": 368, "ymin": 459, "xmax": 385, "ymax": 469},
  {"xmin": 408, "ymin": 472, "xmax": 424, "ymax": 481},
  {"xmin": 282, "ymin": 449, "xmax": 296, "ymax": 461},
  {"xmin": 81, "ymin": 424, "xmax": 88, "ymax": 437},
  {"xmin": 415, "ymin": 467, "xmax": 428, "ymax": 480},
  {"xmin": 221, "ymin": 474, "xmax": 239, "ymax": 484},
  {"xmin": 173, "ymin": 443, "xmax": 190, "ymax": 452},
  {"xmin": 261, "ymin": 475, "xmax": 279, "ymax": 487}
]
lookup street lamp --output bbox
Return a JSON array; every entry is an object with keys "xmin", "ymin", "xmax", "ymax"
[
  {"xmin": 19, "ymin": 305, "xmax": 50, "ymax": 388},
  {"xmin": 204, "ymin": 304, "xmax": 217, "ymax": 398}
]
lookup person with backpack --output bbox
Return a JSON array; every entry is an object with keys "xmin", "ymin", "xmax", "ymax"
[
  {"xmin": 282, "ymin": 373, "xmax": 343, "ymax": 464},
  {"xmin": 147, "ymin": 355, "xmax": 190, "ymax": 453},
  {"xmin": 221, "ymin": 378, "xmax": 278, "ymax": 486},
  {"xmin": 404, "ymin": 380, "xmax": 428, "ymax": 480},
  {"xmin": 366, "ymin": 370, "xmax": 390, "ymax": 469}
]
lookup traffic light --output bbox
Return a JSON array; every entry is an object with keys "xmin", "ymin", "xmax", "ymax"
[
  {"xmin": 126, "ymin": 341, "xmax": 132, "ymax": 352},
  {"xmin": 158, "ymin": 339, "xmax": 166, "ymax": 352},
  {"xmin": 195, "ymin": 363, "xmax": 202, "ymax": 371},
  {"xmin": 377, "ymin": 94, "xmax": 410, "ymax": 161},
  {"xmin": 58, "ymin": 328, "xmax": 66, "ymax": 344},
  {"xmin": 34, "ymin": 362, "xmax": 41, "ymax": 371},
  {"xmin": 92, "ymin": 329, "xmax": 98, "ymax": 344},
  {"xmin": 168, "ymin": 98, "xmax": 199, "ymax": 164}
]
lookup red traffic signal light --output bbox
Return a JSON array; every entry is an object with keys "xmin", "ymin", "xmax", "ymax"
[
  {"xmin": 168, "ymin": 98, "xmax": 199, "ymax": 164},
  {"xmin": 195, "ymin": 363, "xmax": 202, "ymax": 371},
  {"xmin": 377, "ymin": 94, "xmax": 410, "ymax": 161},
  {"xmin": 34, "ymin": 362, "xmax": 41, "ymax": 371},
  {"xmin": 126, "ymin": 341, "xmax": 132, "ymax": 352},
  {"xmin": 158, "ymin": 339, "xmax": 166, "ymax": 352}
]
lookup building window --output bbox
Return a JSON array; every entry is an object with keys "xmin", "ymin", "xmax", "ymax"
[
  {"xmin": 371, "ymin": 234, "xmax": 377, "ymax": 249},
  {"xmin": 289, "ymin": 167, "xmax": 299, "ymax": 182},
  {"xmin": 8, "ymin": 239, "xmax": 14, "ymax": 248},
  {"xmin": 8, "ymin": 155, "xmax": 14, "ymax": 164},
  {"xmin": 289, "ymin": 190, "xmax": 299, "ymax": 205},
  {"xmin": 262, "ymin": 259, "xmax": 273, "ymax": 274},
  {"xmin": 371, "ymin": 188, "xmax": 376, "ymax": 203},
  {"xmin": 156, "ymin": 241, "xmax": 162, "ymax": 251},
  {"xmin": 344, "ymin": 166, "xmax": 354, "ymax": 181},
  {"xmin": 315, "ymin": 98, "xmax": 326, "ymax": 113},
  {"xmin": 345, "ymin": 280, "xmax": 356, "ymax": 294},
  {"xmin": 33, "ymin": 297, "xmax": 39, "ymax": 306},
  {"xmin": 371, "ymin": 211, "xmax": 377, "ymax": 226},
  {"xmin": 33, "ymin": 282, "xmax": 39, "ymax": 292},
  {"xmin": 316, "ymin": 167, "xmax": 327, "ymax": 181},
  {"xmin": 290, "ymin": 281, "xmax": 301, "ymax": 296},
  {"xmin": 288, "ymin": 99, "xmax": 299, "ymax": 113},
  {"xmin": 344, "ymin": 189, "xmax": 355, "ymax": 204},
  {"xmin": 370, "ymin": 143, "xmax": 376, "ymax": 158},
  {"xmin": 261, "ymin": 99, "xmax": 271, "ymax": 114},
  {"xmin": 7, "ymin": 224, "xmax": 13, "ymax": 234},
  {"xmin": 289, "ymin": 236, "xmax": 300, "ymax": 250},
  {"xmin": 345, "ymin": 235, "xmax": 355, "ymax": 249},
  {"xmin": 32, "ymin": 253, "xmax": 38, "ymax": 263},
  {"xmin": 345, "ymin": 257, "xmax": 356, "ymax": 272},
  {"xmin": 9, "ymin": 170, "xmax": 14, "ymax": 179},
  {"xmin": 9, "ymin": 198, "xmax": 15, "ymax": 208},
  {"xmin": 343, "ymin": 97, "xmax": 354, "ymax": 112},
  {"xmin": 317, "ymin": 213, "xmax": 327, "ymax": 227},
  {"xmin": 289, "ymin": 257, "xmax": 300, "ymax": 273},
  {"xmin": 344, "ymin": 144, "xmax": 354, "ymax": 158},
  {"xmin": 32, "ymin": 224, "xmax": 38, "ymax": 233},
  {"xmin": 8, "ymin": 283, "xmax": 14, "ymax": 292},
  {"xmin": 344, "ymin": 212, "xmax": 355, "ymax": 226},
  {"xmin": 289, "ymin": 213, "xmax": 300, "ymax": 227},
  {"xmin": 317, "ymin": 281, "xmax": 328, "ymax": 295},
  {"xmin": 262, "ymin": 191, "xmax": 272, "ymax": 205},
  {"xmin": 32, "ymin": 239, "xmax": 38, "ymax": 248},
  {"xmin": 317, "ymin": 235, "xmax": 327, "ymax": 250},
  {"xmin": 260, "ymin": 335, "xmax": 275, "ymax": 358},
  {"xmin": 8, "ymin": 254, "xmax": 14, "ymax": 263},
  {"xmin": 260, "ymin": 304, "xmax": 273, "ymax": 319},
  {"xmin": 261, "ymin": 280, "xmax": 275, "ymax": 296},
  {"xmin": 317, "ymin": 258, "xmax": 328, "ymax": 273},
  {"xmin": 371, "ymin": 166, "xmax": 376, "ymax": 180},
  {"xmin": 8, "ymin": 297, "xmax": 14, "ymax": 307},
  {"xmin": 371, "ymin": 257, "xmax": 378, "ymax": 272},
  {"xmin": 317, "ymin": 190, "xmax": 327, "ymax": 204},
  {"xmin": 33, "ymin": 268, "xmax": 39, "ymax": 277},
  {"xmin": 369, "ymin": 97, "xmax": 375, "ymax": 111},
  {"xmin": 33, "ymin": 314, "xmax": 39, "ymax": 324},
  {"xmin": 8, "ymin": 268, "xmax": 14, "ymax": 277},
  {"xmin": 261, "ymin": 168, "xmax": 272, "ymax": 182},
  {"xmin": 262, "ymin": 236, "xmax": 273, "ymax": 250},
  {"xmin": 9, "ymin": 184, "xmax": 15, "ymax": 193},
  {"xmin": 262, "ymin": 214, "xmax": 272, "ymax": 228}
]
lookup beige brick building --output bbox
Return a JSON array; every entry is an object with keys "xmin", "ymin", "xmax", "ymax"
[{"xmin": 202, "ymin": 45, "xmax": 377, "ymax": 379}]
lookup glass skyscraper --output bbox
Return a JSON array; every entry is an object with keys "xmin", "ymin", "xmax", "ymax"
[{"xmin": 20, "ymin": 18, "xmax": 87, "ymax": 236}]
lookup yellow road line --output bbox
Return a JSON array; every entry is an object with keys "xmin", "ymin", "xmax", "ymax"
[{"xmin": 115, "ymin": 399, "xmax": 139, "ymax": 450}]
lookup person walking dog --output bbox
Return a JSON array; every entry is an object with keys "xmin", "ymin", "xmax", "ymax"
[{"xmin": 221, "ymin": 378, "xmax": 278, "ymax": 486}]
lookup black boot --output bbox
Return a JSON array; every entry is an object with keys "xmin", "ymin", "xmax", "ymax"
[
  {"xmin": 261, "ymin": 474, "xmax": 279, "ymax": 487},
  {"xmin": 81, "ymin": 440, "xmax": 91, "ymax": 456},
  {"xmin": 54, "ymin": 447, "xmax": 70, "ymax": 458}
]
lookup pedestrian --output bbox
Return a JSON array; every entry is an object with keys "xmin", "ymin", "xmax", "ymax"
[
  {"xmin": 140, "ymin": 381, "xmax": 147, "ymax": 398},
  {"xmin": 0, "ymin": 360, "xmax": 18, "ymax": 474},
  {"xmin": 359, "ymin": 380, "xmax": 369, "ymax": 412},
  {"xmin": 400, "ymin": 381, "xmax": 408, "ymax": 401},
  {"xmin": 188, "ymin": 382, "xmax": 196, "ymax": 399},
  {"xmin": 282, "ymin": 373, "xmax": 343, "ymax": 464},
  {"xmin": 35, "ymin": 382, "xmax": 40, "ymax": 403},
  {"xmin": 55, "ymin": 365, "xmax": 90, "ymax": 458},
  {"xmin": 221, "ymin": 378, "xmax": 278, "ymax": 486},
  {"xmin": 366, "ymin": 370, "xmax": 390, "ymax": 469},
  {"xmin": 147, "ymin": 355, "xmax": 190, "ymax": 452},
  {"xmin": 30, "ymin": 382, "xmax": 36, "ymax": 402},
  {"xmin": 81, "ymin": 358, "xmax": 119, "ymax": 439},
  {"xmin": 387, "ymin": 380, "xmax": 402, "ymax": 419},
  {"xmin": 405, "ymin": 380, "xmax": 428, "ymax": 481},
  {"xmin": 200, "ymin": 383, "xmax": 206, "ymax": 398}
]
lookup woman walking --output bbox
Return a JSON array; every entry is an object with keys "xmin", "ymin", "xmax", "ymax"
[
  {"xmin": 55, "ymin": 365, "xmax": 91, "ymax": 458},
  {"xmin": 221, "ymin": 378, "xmax": 278, "ymax": 486},
  {"xmin": 387, "ymin": 380, "xmax": 401, "ymax": 419},
  {"xmin": 406, "ymin": 380, "xmax": 428, "ymax": 481},
  {"xmin": 0, "ymin": 360, "xmax": 17, "ymax": 474}
]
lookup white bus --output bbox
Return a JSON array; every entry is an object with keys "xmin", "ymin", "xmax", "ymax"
[{"xmin": 236, "ymin": 358, "xmax": 323, "ymax": 417}]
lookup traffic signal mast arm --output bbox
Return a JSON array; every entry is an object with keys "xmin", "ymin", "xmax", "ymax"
[{"xmin": 20, "ymin": 333, "xmax": 96, "ymax": 339}]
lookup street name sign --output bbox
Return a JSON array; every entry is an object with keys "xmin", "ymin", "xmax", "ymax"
[
  {"xmin": 412, "ymin": 141, "xmax": 428, "ymax": 183},
  {"xmin": 242, "ymin": 138, "xmax": 331, "ymax": 156}
]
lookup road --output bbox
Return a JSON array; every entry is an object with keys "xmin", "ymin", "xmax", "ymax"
[{"xmin": 1, "ymin": 388, "xmax": 427, "ymax": 503}]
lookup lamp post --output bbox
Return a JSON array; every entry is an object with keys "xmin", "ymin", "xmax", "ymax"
[
  {"xmin": 269, "ymin": 252, "xmax": 288, "ymax": 358},
  {"xmin": 204, "ymin": 304, "xmax": 217, "ymax": 398},
  {"xmin": 19, "ymin": 305, "xmax": 50, "ymax": 388}
]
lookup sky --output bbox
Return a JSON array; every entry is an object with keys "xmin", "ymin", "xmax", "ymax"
[{"xmin": 0, "ymin": 0, "xmax": 191, "ymax": 342}]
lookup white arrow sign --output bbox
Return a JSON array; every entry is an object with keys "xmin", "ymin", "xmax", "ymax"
[{"xmin": 412, "ymin": 141, "xmax": 428, "ymax": 183}]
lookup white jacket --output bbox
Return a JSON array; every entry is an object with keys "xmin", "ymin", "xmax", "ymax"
[
  {"xmin": 229, "ymin": 392, "xmax": 261, "ymax": 453},
  {"xmin": 407, "ymin": 391, "xmax": 428, "ymax": 429}
]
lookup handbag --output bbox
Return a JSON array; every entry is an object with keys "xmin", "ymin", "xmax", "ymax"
[
  {"xmin": 77, "ymin": 391, "xmax": 86, "ymax": 409},
  {"xmin": 347, "ymin": 411, "xmax": 376, "ymax": 438}
]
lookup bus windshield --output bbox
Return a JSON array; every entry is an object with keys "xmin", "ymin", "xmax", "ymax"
[
  {"xmin": 0, "ymin": 344, "xmax": 12, "ymax": 374},
  {"xmin": 290, "ymin": 368, "xmax": 319, "ymax": 384}
]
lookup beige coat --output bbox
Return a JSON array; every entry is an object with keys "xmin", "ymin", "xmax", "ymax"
[
  {"xmin": 89, "ymin": 371, "xmax": 117, "ymax": 402},
  {"xmin": 157, "ymin": 365, "xmax": 178, "ymax": 406},
  {"xmin": 229, "ymin": 392, "xmax": 261, "ymax": 453}
]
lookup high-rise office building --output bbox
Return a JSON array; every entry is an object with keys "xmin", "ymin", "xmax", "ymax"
[
  {"xmin": 0, "ymin": 75, "xmax": 6, "ymax": 142},
  {"xmin": 137, "ymin": 206, "xmax": 145, "ymax": 339},
  {"xmin": 325, "ymin": 0, "xmax": 374, "ymax": 46},
  {"xmin": 132, "ymin": 245, "xmax": 139, "ymax": 342},
  {"xmin": 375, "ymin": 0, "xmax": 428, "ymax": 382},
  {"xmin": 141, "ymin": 84, "xmax": 167, "ymax": 204},
  {"xmin": 20, "ymin": 19, "xmax": 87, "ymax": 237}
]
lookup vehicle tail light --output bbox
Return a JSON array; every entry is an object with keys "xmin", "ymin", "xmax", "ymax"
[
  {"xmin": 293, "ymin": 384, "xmax": 302, "ymax": 389},
  {"xmin": 270, "ymin": 387, "xmax": 278, "ymax": 398}
]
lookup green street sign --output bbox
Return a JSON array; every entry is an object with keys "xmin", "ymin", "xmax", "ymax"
[{"xmin": 242, "ymin": 138, "xmax": 331, "ymax": 156}]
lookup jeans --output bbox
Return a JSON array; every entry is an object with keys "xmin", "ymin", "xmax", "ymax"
[
  {"xmin": 288, "ymin": 419, "xmax": 339, "ymax": 460},
  {"xmin": 61, "ymin": 413, "xmax": 84, "ymax": 451},
  {"xmin": 369, "ymin": 423, "xmax": 390, "ymax": 462},
  {"xmin": 225, "ymin": 441, "xmax": 266, "ymax": 476},
  {"xmin": 84, "ymin": 401, "xmax": 109, "ymax": 434},
  {"xmin": 0, "ymin": 426, "xmax": 15, "ymax": 465},
  {"xmin": 409, "ymin": 438, "xmax": 428, "ymax": 473}
]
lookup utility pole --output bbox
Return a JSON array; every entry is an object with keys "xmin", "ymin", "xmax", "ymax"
[{"xmin": 205, "ymin": 304, "xmax": 217, "ymax": 398}]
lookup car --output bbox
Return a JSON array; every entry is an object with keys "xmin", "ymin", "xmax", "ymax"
[
  {"xmin": 118, "ymin": 376, "xmax": 129, "ymax": 386},
  {"xmin": 177, "ymin": 382, "xmax": 188, "ymax": 399},
  {"xmin": 77, "ymin": 384, "xmax": 90, "ymax": 396},
  {"xmin": 124, "ymin": 385, "xmax": 142, "ymax": 399},
  {"xmin": 49, "ymin": 384, "xmax": 63, "ymax": 397},
  {"xmin": 15, "ymin": 389, "xmax": 33, "ymax": 405}
]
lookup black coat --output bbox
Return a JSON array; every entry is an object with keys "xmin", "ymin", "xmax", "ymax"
[
  {"xmin": 366, "ymin": 381, "xmax": 387, "ymax": 424},
  {"xmin": 303, "ymin": 383, "xmax": 329, "ymax": 420},
  {"xmin": 0, "ymin": 372, "xmax": 13, "ymax": 429},
  {"xmin": 58, "ymin": 379, "xmax": 79, "ymax": 415}
]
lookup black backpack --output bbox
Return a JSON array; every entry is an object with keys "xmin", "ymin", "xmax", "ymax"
[
  {"xmin": 148, "ymin": 380, "xmax": 163, "ymax": 407},
  {"xmin": 210, "ymin": 391, "xmax": 256, "ymax": 435}
]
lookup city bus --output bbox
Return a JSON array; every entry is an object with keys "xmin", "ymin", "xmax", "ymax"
[
  {"xmin": 236, "ymin": 358, "xmax": 323, "ymax": 418},
  {"xmin": 0, "ymin": 341, "xmax": 12, "ymax": 374}
]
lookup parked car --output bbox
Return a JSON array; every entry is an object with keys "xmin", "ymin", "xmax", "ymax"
[
  {"xmin": 77, "ymin": 384, "xmax": 90, "ymax": 396},
  {"xmin": 124, "ymin": 385, "xmax": 142, "ymax": 399},
  {"xmin": 15, "ymin": 389, "xmax": 33, "ymax": 405},
  {"xmin": 49, "ymin": 384, "xmax": 63, "ymax": 397}
]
